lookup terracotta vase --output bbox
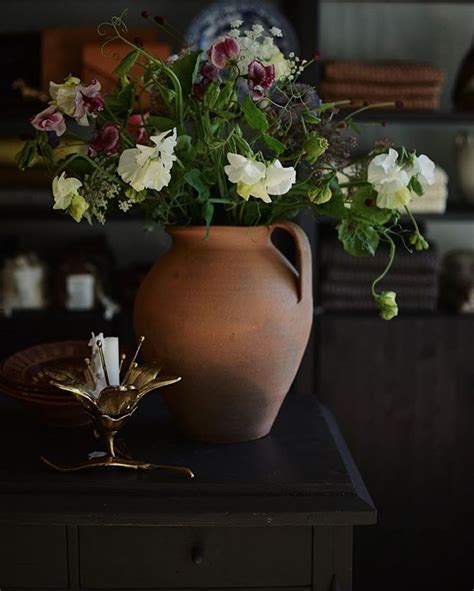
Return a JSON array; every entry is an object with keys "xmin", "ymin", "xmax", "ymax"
[{"xmin": 134, "ymin": 221, "xmax": 313, "ymax": 443}]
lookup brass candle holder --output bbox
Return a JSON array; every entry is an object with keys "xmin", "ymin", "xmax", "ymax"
[{"xmin": 41, "ymin": 337, "xmax": 194, "ymax": 477}]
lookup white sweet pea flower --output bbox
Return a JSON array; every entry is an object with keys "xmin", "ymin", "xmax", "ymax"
[
  {"xmin": 52, "ymin": 172, "xmax": 82, "ymax": 210},
  {"xmin": 224, "ymin": 153, "xmax": 266, "ymax": 185},
  {"xmin": 224, "ymin": 153, "xmax": 269, "ymax": 202},
  {"xmin": 265, "ymin": 160, "xmax": 296, "ymax": 195},
  {"xmin": 408, "ymin": 154, "xmax": 436, "ymax": 188},
  {"xmin": 224, "ymin": 154, "xmax": 296, "ymax": 203},
  {"xmin": 52, "ymin": 172, "xmax": 88, "ymax": 222},
  {"xmin": 49, "ymin": 76, "xmax": 81, "ymax": 116},
  {"xmin": 368, "ymin": 148, "xmax": 411, "ymax": 210},
  {"xmin": 118, "ymin": 128, "xmax": 177, "ymax": 192}
]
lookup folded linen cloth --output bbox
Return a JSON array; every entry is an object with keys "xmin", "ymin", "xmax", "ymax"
[
  {"xmin": 320, "ymin": 80, "xmax": 443, "ymax": 99},
  {"xmin": 321, "ymin": 281, "xmax": 438, "ymax": 300},
  {"xmin": 322, "ymin": 95, "xmax": 440, "ymax": 111},
  {"xmin": 320, "ymin": 241, "xmax": 440, "ymax": 273},
  {"xmin": 324, "ymin": 268, "xmax": 438, "ymax": 288},
  {"xmin": 322, "ymin": 295, "xmax": 438, "ymax": 311},
  {"xmin": 324, "ymin": 61, "xmax": 445, "ymax": 85}
]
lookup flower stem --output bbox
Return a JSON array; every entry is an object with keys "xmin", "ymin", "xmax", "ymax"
[{"xmin": 371, "ymin": 230, "xmax": 396, "ymax": 297}]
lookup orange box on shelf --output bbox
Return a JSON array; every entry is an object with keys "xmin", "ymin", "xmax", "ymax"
[
  {"xmin": 81, "ymin": 41, "xmax": 170, "ymax": 96},
  {"xmin": 41, "ymin": 28, "xmax": 170, "ymax": 93}
]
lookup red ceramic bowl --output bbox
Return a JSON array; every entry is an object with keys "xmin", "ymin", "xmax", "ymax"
[{"xmin": 0, "ymin": 341, "xmax": 92, "ymax": 427}]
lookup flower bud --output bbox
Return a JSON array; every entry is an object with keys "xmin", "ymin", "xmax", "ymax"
[
  {"xmin": 304, "ymin": 134, "xmax": 328, "ymax": 163},
  {"xmin": 409, "ymin": 232, "xmax": 429, "ymax": 251},
  {"xmin": 309, "ymin": 185, "xmax": 332, "ymax": 204},
  {"xmin": 376, "ymin": 291, "xmax": 398, "ymax": 320}
]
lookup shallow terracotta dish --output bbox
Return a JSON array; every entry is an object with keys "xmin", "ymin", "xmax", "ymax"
[{"xmin": 0, "ymin": 341, "xmax": 91, "ymax": 427}]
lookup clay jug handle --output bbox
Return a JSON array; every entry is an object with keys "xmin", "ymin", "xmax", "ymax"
[{"xmin": 271, "ymin": 220, "xmax": 312, "ymax": 303}]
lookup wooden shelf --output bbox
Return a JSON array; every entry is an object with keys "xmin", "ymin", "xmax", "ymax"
[
  {"xmin": 343, "ymin": 110, "xmax": 474, "ymax": 126},
  {"xmin": 314, "ymin": 205, "xmax": 474, "ymax": 224},
  {"xmin": 314, "ymin": 308, "xmax": 474, "ymax": 319}
]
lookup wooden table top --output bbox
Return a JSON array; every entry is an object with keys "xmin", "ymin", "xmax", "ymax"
[{"xmin": 0, "ymin": 392, "xmax": 376, "ymax": 526}]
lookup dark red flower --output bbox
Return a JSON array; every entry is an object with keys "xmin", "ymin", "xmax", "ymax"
[
  {"xmin": 208, "ymin": 37, "xmax": 240, "ymax": 69},
  {"xmin": 82, "ymin": 93, "xmax": 104, "ymax": 114},
  {"xmin": 141, "ymin": 10, "xmax": 149, "ymax": 18},
  {"xmin": 133, "ymin": 36, "xmax": 144, "ymax": 47},
  {"xmin": 247, "ymin": 60, "xmax": 275, "ymax": 98},
  {"xmin": 89, "ymin": 122, "xmax": 121, "ymax": 156},
  {"xmin": 154, "ymin": 15, "xmax": 166, "ymax": 25},
  {"xmin": 200, "ymin": 62, "xmax": 219, "ymax": 82},
  {"xmin": 192, "ymin": 79, "xmax": 210, "ymax": 101},
  {"xmin": 312, "ymin": 50, "xmax": 320, "ymax": 61},
  {"xmin": 127, "ymin": 114, "xmax": 148, "ymax": 143}
]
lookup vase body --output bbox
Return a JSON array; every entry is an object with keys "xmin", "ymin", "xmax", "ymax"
[{"xmin": 134, "ymin": 222, "xmax": 313, "ymax": 443}]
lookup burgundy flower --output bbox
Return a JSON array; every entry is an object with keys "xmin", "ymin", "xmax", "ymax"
[
  {"xmin": 89, "ymin": 122, "xmax": 121, "ymax": 156},
  {"xmin": 127, "ymin": 114, "xmax": 148, "ymax": 143},
  {"xmin": 200, "ymin": 62, "xmax": 219, "ymax": 82},
  {"xmin": 30, "ymin": 105, "xmax": 66, "ymax": 136},
  {"xmin": 154, "ymin": 15, "xmax": 166, "ymax": 25},
  {"xmin": 208, "ymin": 36, "xmax": 240, "ymax": 69},
  {"xmin": 74, "ymin": 80, "xmax": 104, "ymax": 125},
  {"xmin": 141, "ymin": 10, "xmax": 149, "ymax": 18},
  {"xmin": 192, "ymin": 79, "xmax": 210, "ymax": 101},
  {"xmin": 248, "ymin": 60, "xmax": 275, "ymax": 98}
]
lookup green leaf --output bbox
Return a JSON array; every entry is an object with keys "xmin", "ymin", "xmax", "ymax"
[
  {"xmin": 313, "ymin": 188, "xmax": 347, "ymax": 219},
  {"xmin": 347, "ymin": 119, "xmax": 361, "ymax": 134},
  {"xmin": 176, "ymin": 134, "xmax": 193, "ymax": 157},
  {"xmin": 113, "ymin": 49, "xmax": 140, "ymax": 77},
  {"xmin": 201, "ymin": 200, "xmax": 214, "ymax": 230},
  {"xmin": 104, "ymin": 83, "xmax": 134, "ymax": 117},
  {"xmin": 170, "ymin": 50, "xmax": 201, "ymax": 96},
  {"xmin": 351, "ymin": 188, "xmax": 393, "ymax": 225},
  {"xmin": 302, "ymin": 111, "xmax": 321, "ymax": 124},
  {"xmin": 184, "ymin": 169, "xmax": 210, "ymax": 203},
  {"xmin": 316, "ymin": 102, "xmax": 338, "ymax": 112},
  {"xmin": 15, "ymin": 139, "xmax": 38, "ymax": 170},
  {"xmin": 241, "ymin": 96, "xmax": 269, "ymax": 132},
  {"xmin": 204, "ymin": 82, "xmax": 220, "ymax": 109},
  {"xmin": 146, "ymin": 115, "xmax": 177, "ymax": 132},
  {"xmin": 337, "ymin": 219, "xmax": 380, "ymax": 257},
  {"xmin": 262, "ymin": 134, "xmax": 285, "ymax": 155},
  {"xmin": 409, "ymin": 176, "xmax": 424, "ymax": 196}
]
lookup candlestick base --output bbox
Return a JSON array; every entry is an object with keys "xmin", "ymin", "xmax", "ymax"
[{"xmin": 40, "ymin": 454, "xmax": 194, "ymax": 477}]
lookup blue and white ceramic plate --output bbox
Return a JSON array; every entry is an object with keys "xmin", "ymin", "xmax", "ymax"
[{"xmin": 186, "ymin": 0, "xmax": 299, "ymax": 56}]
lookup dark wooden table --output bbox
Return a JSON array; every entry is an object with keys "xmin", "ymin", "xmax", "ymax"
[{"xmin": 0, "ymin": 392, "xmax": 376, "ymax": 591}]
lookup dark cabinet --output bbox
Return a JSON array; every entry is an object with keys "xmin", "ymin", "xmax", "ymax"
[
  {"xmin": 0, "ymin": 525, "xmax": 68, "ymax": 588},
  {"xmin": 0, "ymin": 395, "xmax": 375, "ymax": 591},
  {"xmin": 79, "ymin": 526, "xmax": 313, "ymax": 588}
]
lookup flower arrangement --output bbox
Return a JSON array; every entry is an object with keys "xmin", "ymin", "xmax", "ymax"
[{"xmin": 17, "ymin": 11, "xmax": 435, "ymax": 320}]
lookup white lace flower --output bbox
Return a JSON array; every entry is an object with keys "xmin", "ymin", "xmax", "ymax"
[
  {"xmin": 270, "ymin": 26, "xmax": 283, "ymax": 37},
  {"xmin": 368, "ymin": 149, "xmax": 411, "ymax": 210},
  {"xmin": 118, "ymin": 128, "xmax": 177, "ymax": 192},
  {"xmin": 118, "ymin": 201, "xmax": 133, "ymax": 212},
  {"xmin": 224, "ymin": 154, "xmax": 296, "ymax": 203}
]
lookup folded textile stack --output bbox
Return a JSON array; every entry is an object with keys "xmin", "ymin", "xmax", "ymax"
[
  {"xmin": 409, "ymin": 166, "xmax": 448, "ymax": 213},
  {"xmin": 321, "ymin": 61, "xmax": 445, "ymax": 111},
  {"xmin": 320, "ymin": 237, "xmax": 440, "ymax": 312}
]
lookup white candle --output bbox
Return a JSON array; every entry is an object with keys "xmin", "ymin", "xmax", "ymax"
[{"xmin": 103, "ymin": 337, "xmax": 120, "ymax": 386}]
